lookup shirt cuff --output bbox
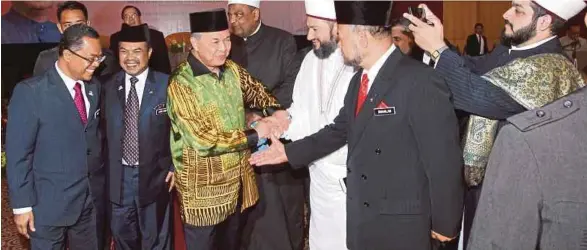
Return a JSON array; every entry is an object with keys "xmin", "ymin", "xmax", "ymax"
[
  {"xmin": 13, "ymin": 207, "xmax": 32, "ymax": 214},
  {"xmin": 244, "ymin": 129, "xmax": 259, "ymax": 148}
]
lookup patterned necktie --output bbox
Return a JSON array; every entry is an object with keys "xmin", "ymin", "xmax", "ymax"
[
  {"xmin": 355, "ymin": 74, "xmax": 369, "ymax": 117},
  {"xmin": 73, "ymin": 82, "xmax": 88, "ymax": 125},
  {"xmin": 123, "ymin": 76, "xmax": 140, "ymax": 165}
]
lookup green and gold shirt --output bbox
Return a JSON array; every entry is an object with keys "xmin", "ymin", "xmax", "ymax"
[{"xmin": 167, "ymin": 54, "xmax": 280, "ymax": 226}]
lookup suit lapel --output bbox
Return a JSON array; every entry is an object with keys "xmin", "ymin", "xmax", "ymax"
[
  {"xmin": 139, "ymin": 70, "xmax": 157, "ymax": 123},
  {"xmin": 350, "ymin": 50, "xmax": 403, "ymax": 152},
  {"xmin": 48, "ymin": 67, "xmax": 85, "ymax": 130},
  {"xmin": 116, "ymin": 72, "xmax": 126, "ymax": 108}
]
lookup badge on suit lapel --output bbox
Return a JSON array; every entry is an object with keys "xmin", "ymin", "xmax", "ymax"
[
  {"xmin": 94, "ymin": 108, "xmax": 101, "ymax": 119},
  {"xmin": 154, "ymin": 103, "xmax": 167, "ymax": 115},
  {"xmin": 88, "ymin": 91, "xmax": 94, "ymax": 97},
  {"xmin": 373, "ymin": 101, "xmax": 396, "ymax": 116}
]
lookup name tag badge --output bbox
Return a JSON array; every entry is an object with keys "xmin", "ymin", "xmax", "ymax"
[
  {"xmin": 94, "ymin": 109, "xmax": 101, "ymax": 119},
  {"xmin": 154, "ymin": 103, "xmax": 167, "ymax": 115},
  {"xmin": 373, "ymin": 107, "xmax": 396, "ymax": 116}
]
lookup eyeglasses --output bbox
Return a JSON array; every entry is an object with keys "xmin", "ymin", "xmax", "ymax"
[{"xmin": 67, "ymin": 49, "xmax": 106, "ymax": 64}]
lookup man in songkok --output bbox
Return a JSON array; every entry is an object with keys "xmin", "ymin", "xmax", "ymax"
[
  {"xmin": 166, "ymin": 9, "xmax": 289, "ymax": 250},
  {"xmin": 282, "ymin": 0, "xmax": 355, "ymax": 249}
]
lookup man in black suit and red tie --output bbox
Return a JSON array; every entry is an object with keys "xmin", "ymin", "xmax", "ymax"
[
  {"xmin": 249, "ymin": 2, "xmax": 465, "ymax": 249},
  {"xmin": 465, "ymin": 23, "xmax": 489, "ymax": 57}
]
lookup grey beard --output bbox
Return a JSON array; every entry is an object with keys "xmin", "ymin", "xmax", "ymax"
[{"xmin": 313, "ymin": 39, "xmax": 338, "ymax": 59}]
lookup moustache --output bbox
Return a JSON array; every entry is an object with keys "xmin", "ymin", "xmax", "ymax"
[{"xmin": 504, "ymin": 20, "xmax": 513, "ymax": 29}]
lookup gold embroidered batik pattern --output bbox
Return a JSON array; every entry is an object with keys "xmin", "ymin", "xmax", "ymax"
[
  {"xmin": 168, "ymin": 59, "xmax": 279, "ymax": 226},
  {"xmin": 463, "ymin": 53, "xmax": 585, "ymax": 186}
]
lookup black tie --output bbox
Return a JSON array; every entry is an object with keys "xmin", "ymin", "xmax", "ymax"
[{"xmin": 123, "ymin": 76, "xmax": 139, "ymax": 165}]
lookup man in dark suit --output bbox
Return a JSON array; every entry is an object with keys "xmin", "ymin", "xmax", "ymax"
[
  {"xmin": 33, "ymin": 1, "xmax": 119, "ymax": 80},
  {"xmin": 250, "ymin": 2, "xmax": 464, "ymax": 249},
  {"xmin": 109, "ymin": 5, "xmax": 171, "ymax": 74},
  {"xmin": 469, "ymin": 86, "xmax": 587, "ymax": 249},
  {"xmin": 6, "ymin": 24, "xmax": 107, "ymax": 250},
  {"xmin": 102, "ymin": 24, "xmax": 173, "ymax": 250},
  {"xmin": 464, "ymin": 23, "xmax": 488, "ymax": 57}
]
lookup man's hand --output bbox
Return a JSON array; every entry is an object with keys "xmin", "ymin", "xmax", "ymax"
[
  {"xmin": 267, "ymin": 110, "xmax": 291, "ymax": 137},
  {"xmin": 403, "ymin": 4, "xmax": 446, "ymax": 53},
  {"xmin": 165, "ymin": 172, "xmax": 175, "ymax": 192},
  {"xmin": 14, "ymin": 211, "xmax": 35, "ymax": 239},
  {"xmin": 249, "ymin": 134, "xmax": 288, "ymax": 166},
  {"xmin": 431, "ymin": 231, "xmax": 456, "ymax": 242},
  {"xmin": 245, "ymin": 112, "xmax": 262, "ymax": 128},
  {"xmin": 252, "ymin": 119, "xmax": 272, "ymax": 139}
]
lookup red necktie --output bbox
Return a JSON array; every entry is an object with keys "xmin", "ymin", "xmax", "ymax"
[
  {"xmin": 73, "ymin": 82, "xmax": 88, "ymax": 125},
  {"xmin": 355, "ymin": 74, "xmax": 369, "ymax": 117}
]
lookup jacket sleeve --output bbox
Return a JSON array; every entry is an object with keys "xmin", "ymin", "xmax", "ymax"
[
  {"xmin": 235, "ymin": 63, "xmax": 283, "ymax": 116},
  {"xmin": 151, "ymin": 31, "xmax": 172, "ymax": 74},
  {"xmin": 435, "ymin": 49, "xmax": 526, "ymax": 119},
  {"xmin": 283, "ymin": 74, "xmax": 354, "ymax": 168},
  {"xmin": 467, "ymin": 125, "xmax": 540, "ymax": 249},
  {"xmin": 6, "ymin": 83, "xmax": 39, "ymax": 209},
  {"xmin": 33, "ymin": 52, "xmax": 46, "ymax": 77},
  {"xmin": 408, "ymin": 71, "xmax": 464, "ymax": 238},
  {"xmin": 167, "ymin": 78, "xmax": 258, "ymax": 157}
]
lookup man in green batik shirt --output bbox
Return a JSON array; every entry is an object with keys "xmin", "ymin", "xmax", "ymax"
[{"xmin": 166, "ymin": 9, "xmax": 289, "ymax": 250}]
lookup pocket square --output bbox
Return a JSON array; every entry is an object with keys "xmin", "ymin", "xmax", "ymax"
[{"xmin": 377, "ymin": 101, "xmax": 389, "ymax": 109}]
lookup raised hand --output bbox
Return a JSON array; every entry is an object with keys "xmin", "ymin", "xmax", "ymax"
[
  {"xmin": 403, "ymin": 4, "xmax": 446, "ymax": 53},
  {"xmin": 249, "ymin": 134, "xmax": 288, "ymax": 166}
]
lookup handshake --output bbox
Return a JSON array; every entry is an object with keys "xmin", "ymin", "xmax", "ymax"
[{"xmin": 248, "ymin": 110, "xmax": 291, "ymax": 140}]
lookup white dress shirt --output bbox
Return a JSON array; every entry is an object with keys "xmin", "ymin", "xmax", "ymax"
[
  {"xmin": 13, "ymin": 63, "xmax": 91, "ymax": 215},
  {"xmin": 510, "ymin": 36, "xmax": 557, "ymax": 53},
  {"xmin": 121, "ymin": 68, "xmax": 149, "ymax": 166},
  {"xmin": 477, "ymin": 34, "xmax": 485, "ymax": 55},
  {"xmin": 362, "ymin": 44, "xmax": 396, "ymax": 92}
]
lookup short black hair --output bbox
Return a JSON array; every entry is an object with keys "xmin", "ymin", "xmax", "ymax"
[
  {"xmin": 474, "ymin": 23, "xmax": 484, "ymax": 29},
  {"xmin": 121, "ymin": 5, "xmax": 141, "ymax": 19},
  {"xmin": 530, "ymin": 2, "xmax": 565, "ymax": 35},
  {"xmin": 58, "ymin": 24, "xmax": 100, "ymax": 56},
  {"xmin": 57, "ymin": 1, "xmax": 88, "ymax": 22}
]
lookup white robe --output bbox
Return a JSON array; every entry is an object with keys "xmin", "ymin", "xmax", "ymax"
[{"xmin": 285, "ymin": 48, "xmax": 356, "ymax": 250}]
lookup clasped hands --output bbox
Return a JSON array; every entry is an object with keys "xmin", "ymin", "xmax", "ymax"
[{"xmin": 247, "ymin": 110, "xmax": 291, "ymax": 140}]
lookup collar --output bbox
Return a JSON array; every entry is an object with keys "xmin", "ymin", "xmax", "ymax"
[
  {"xmin": 363, "ymin": 44, "xmax": 396, "ymax": 81},
  {"xmin": 188, "ymin": 53, "xmax": 224, "ymax": 78},
  {"xmin": 54, "ymin": 61, "xmax": 81, "ymax": 90},
  {"xmin": 125, "ymin": 67, "xmax": 149, "ymax": 84},
  {"xmin": 510, "ymin": 36, "xmax": 557, "ymax": 52},
  {"xmin": 244, "ymin": 22, "xmax": 262, "ymax": 42}
]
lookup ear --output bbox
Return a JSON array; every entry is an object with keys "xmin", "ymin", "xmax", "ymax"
[
  {"xmin": 147, "ymin": 47, "xmax": 153, "ymax": 59},
  {"xmin": 253, "ymin": 8, "xmax": 260, "ymax": 22},
  {"xmin": 190, "ymin": 37, "xmax": 199, "ymax": 52},
  {"xmin": 86, "ymin": 20, "xmax": 91, "ymax": 26},
  {"xmin": 536, "ymin": 15, "xmax": 552, "ymax": 32},
  {"xmin": 63, "ymin": 49, "xmax": 73, "ymax": 62}
]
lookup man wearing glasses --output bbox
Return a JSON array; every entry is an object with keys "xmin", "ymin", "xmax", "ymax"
[
  {"xmin": 33, "ymin": 1, "xmax": 118, "ymax": 80},
  {"xmin": 109, "ymin": 5, "xmax": 171, "ymax": 74},
  {"xmin": 6, "ymin": 24, "xmax": 108, "ymax": 250}
]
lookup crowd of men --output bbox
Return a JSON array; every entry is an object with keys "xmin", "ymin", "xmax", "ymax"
[{"xmin": 5, "ymin": 0, "xmax": 587, "ymax": 250}]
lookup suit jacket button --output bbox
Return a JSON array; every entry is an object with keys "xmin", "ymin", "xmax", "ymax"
[
  {"xmin": 363, "ymin": 202, "xmax": 369, "ymax": 207},
  {"xmin": 563, "ymin": 100, "xmax": 573, "ymax": 108},
  {"xmin": 86, "ymin": 149, "xmax": 91, "ymax": 155},
  {"xmin": 536, "ymin": 110, "xmax": 545, "ymax": 117},
  {"xmin": 375, "ymin": 149, "xmax": 381, "ymax": 155},
  {"xmin": 361, "ymin": 174, "xmax": 367, "ymax": 180}
]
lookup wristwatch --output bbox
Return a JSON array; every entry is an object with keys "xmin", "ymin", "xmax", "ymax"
[{"xmin": 430, "ymin": 45, "xmax": 449, "ymax": 61}]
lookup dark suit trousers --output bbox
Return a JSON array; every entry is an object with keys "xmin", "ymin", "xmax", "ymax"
[
  {"xmin": 29, "ymin": 189, "xmax": 98, "ymax": 250},
  {"xmin": 182, "ymin": 193, "xmax": 243, "ymax": 250},
  {"xmin": 111, "ymin": 166, "xmax": 172, "ymax": 250}
]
